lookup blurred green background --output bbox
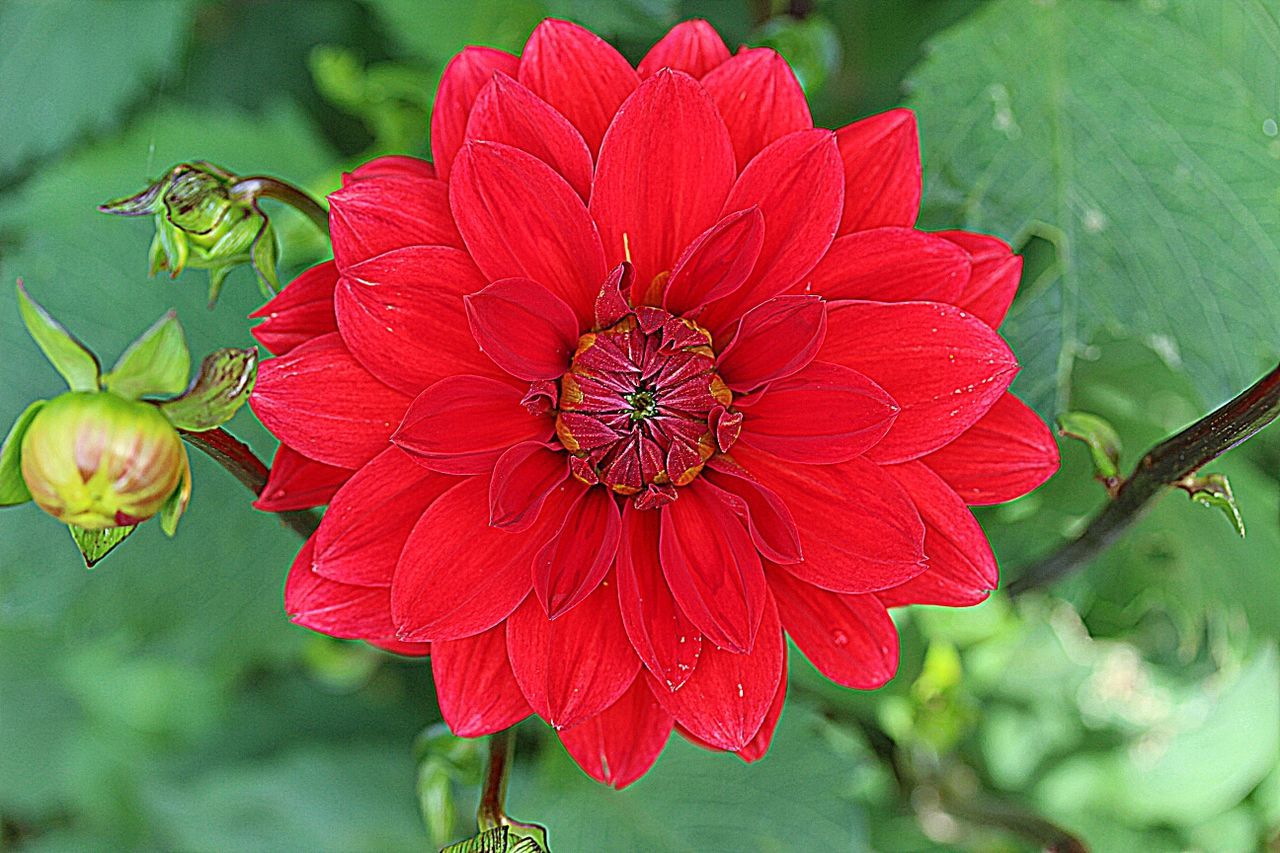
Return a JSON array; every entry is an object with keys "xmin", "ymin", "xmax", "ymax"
[{"xmin": 2, "ymin": 0, "xmax": 1279, "ymax": 850}]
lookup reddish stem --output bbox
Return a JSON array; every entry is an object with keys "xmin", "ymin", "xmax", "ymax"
[
  {"xmin": 1009, "ymin": 362, "xmax": 1280, "ymax": 595},
  {"xmin": 179, "ymin": 427, "xmax": 319, "ymax": 539}
]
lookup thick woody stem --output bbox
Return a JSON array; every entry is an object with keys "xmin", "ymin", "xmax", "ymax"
[
  {"xmin": 1009, "ymin": 362, "xmax": 1280, "ymax": 596},
  {"xmin": 179, "ymin": 427, "xmax": 319, "ymax": 539}
]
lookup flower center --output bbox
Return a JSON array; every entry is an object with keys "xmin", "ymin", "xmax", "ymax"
[{"xmin": 555, "ymin": 307, "xmax": 740, "ymax": 509}]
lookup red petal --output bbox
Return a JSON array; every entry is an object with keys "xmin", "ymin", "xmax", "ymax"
[
  {"xmin": 804, "ymin": 227, "xmax": 970, "ymax": 303},
  {"xmin": 464, "ymin": 278, "xmax": 581, "ymax": 382},
  {"xmin": 251, "ymin": 333, "xmax": 410, "ymax": 469},
  {"xmin": 738, "ymin": 361, "xmax": 897, "ymax": 464},
  {"xmin": 617, "ymin": 503, "xmax": 703, "ymax": 691},
  {"xmin": 559, "ymin": 675, "xmax": 673, "ymax": 789},
  {"xmin": 770, "ymin": 568, "xmax": 898, "ymax": 689},
  {"xmin": 253, "ymin": 444, "xmax": 351, "ymax": 512},
  {"xmin": 432, "ymin": 623, "xmax": 532, "ymax": 737},
  {"xmin": 312, "ymin": 447, "xmax": 453, "ymax": 587},
  {"xmin": 662, "ymin": 207, "xmax": 765, "ymax": 315},
  {"xmin": 835, "ymin": 108, "xmax": 920, "ymax": 234},
  {"xmin": 336, "ymin": 245, "xmax": 495, "ymax": 395},
  {"xmin": 702, "ymin": 47, "xmax": 812, "ymax": 170},
  {"xmin": 329, "ymin": 173, "xmax": 462, "ymax": 269},
  {"xmin": 393, "ymin": 375, "xmax": 552, "ymax": 475},
  {"xmin": 518, "ymin": 19, "xmax": 639, "ymax": 154},
  {"xmin": 703, "ymin": 457, "xmax": 802, "ymax": 564},
  {"xmin": 391, "ymin": 476, "xmax": 562, "ymax": 641},
  {"xmin": 490, "ymin": 441, "xmax": 569, "ymax": 532},
  {"xmin": 877, "ymin": 460, "xmax": 999, "ymax": 607},
  {"xmin": 717, "ymin": 295, "xmax": 826, "ymax": 392},
  {"xmin": 704, "ymin": 129, "xmax": 844, "ymax": 329},
  {"xmin": 431, "ymin": 46, "xmax": 519, "ymax": 181},
  {"xmin": 285, "ymin": 536, "xmax": 395, "ymax": 640},
  {"xmin": 344, "ymin": 155, "xmax": 435, "ymax": 182},
  {"xmin": 660, "ymin": 480, "xmax": 767, "ymax": 654},
  {"xmin": 367, "ymin": 639, "xmax": 430, "ymax": 656},
  {"xmin": 730, "ymin": 443, "xmax": 925, "ymax": 593},
  {"xmin": 466, "ymin": 72, "xmax": 593, "ymax": 200},
  {"xmin": 822, "ymin": 300, "xmax": 1019, "ymax": 463},
  {"xmin": 637, "ymin": 20, "xmax": 729, "ymax": 79},
  {"xmin": 590, "ymin": 69, "xmax": 736, "ymax": 293},
  {"xmin": 937, "ymin": 230, "xmax": 1023, "ymax": 328},
  {"xmin": 506, "ymin": 576, "xmax": 641, "ymax": 729},
  {"xmin": 450, "ymin": 141, "xmax": 606, "ymax": 325},
  {"xmin": 922, "ymin": 393, "xmax": 1058, "ymax": 505},
  {"xmin": 249, "ymin": 261, "xmax": 338, "ymax": 356},
  {"xmin": 736, "ymin": 654, "xmax": 786, "ymax": 762},
  {"xmin": 650, "ymin": 593, "xmax": 784, "ymax": 751},
  {"xmin": 533, "ymin": 485, "xmax": 621, "ymax": 618}
]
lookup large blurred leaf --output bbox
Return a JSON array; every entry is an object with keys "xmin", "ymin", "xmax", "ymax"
[
  {"xmin": 510, "ymin": 706, "xmax": 868, "ymax": 852},
  {"xmin": 0, "ymin": 0, "xmax": 196, "ymax": 179},
  {"xmin": 908, "ymin": 0, "xmax": 1280, "ymax": 413},
  {"xmin": 367, "ymin": 0, "xmax": 544, "ymax": 59}
]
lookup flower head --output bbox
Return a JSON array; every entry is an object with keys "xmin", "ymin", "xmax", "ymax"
[{"xmin": 251, "ymin": 18, "xmax": 1059, "ymax": 788}]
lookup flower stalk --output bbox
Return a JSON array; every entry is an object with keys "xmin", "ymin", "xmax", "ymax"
[
  {"xmin": 1009, "ymin": 361, "xmax": 1280, "ymax": 595},
  {"xmin": 228, "ymin": 175, "xmax": 330, "ymax": 236},
  {"xmin": 179, "ymin": 427, "xmax": 319, "ymax": 539}
]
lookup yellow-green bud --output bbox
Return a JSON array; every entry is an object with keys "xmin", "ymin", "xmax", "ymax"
[{"xmin": 20, "ymin": 392, "xmax": 186, "ymax": 529}]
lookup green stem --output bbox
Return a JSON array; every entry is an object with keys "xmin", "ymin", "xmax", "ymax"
[
  {"xmin": 1009, "ymin": 361, "xmax": 1280, "ymax": 596},
  {"xmin": 179, "ymin": 427, "xmax": 319, "ymax": 539},
  {"xmin": 229, "ymin": 176, "xmax": 329, "ymax": 236}
]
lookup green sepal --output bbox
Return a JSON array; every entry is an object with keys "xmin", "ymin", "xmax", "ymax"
[
  {"xmin": 0, "ymin": 400, "xmax": 46, "ymax": 506},
  {"xmin": 206, "ymin": 265, "xmax": 231, "ymax": 308},
  {"xmin": 104, "ymin": 311, "xmax": 191, "ymax": 400},
  {"xmin": 159, "ymin": 450, "xmax": 192, "ymax": 537},
  {"xmin": 250, "ymin": 219, "xmax": 281, "ymax": 297},
  {"xmin": 98, "ymin": 180, "xmax": 164, "ymax": 217},
  {"xmin": 1056, "ymin": 411, "xmax": 1123, "ymax": 487},
  {"xmin": 158, "ymin": 347, "xmax": 257, "ymax": 430},
  {"xmin": 157, "ymin": 216, "xmax": 189, "ymax": 276},
  {"xmin": 69, "ymin": 523, "xmax": 137, "ymax": 568},
  {"xmin": 16, "ymin": 281, "xmax": 101, "ymax": 392},
  {"xmin": 1178, "ymin": 472, "xmax": 1245, "ymax": 538},
  {"xmin": 442, "ymin": 827, "xmax": 547, "ymax": 853}
]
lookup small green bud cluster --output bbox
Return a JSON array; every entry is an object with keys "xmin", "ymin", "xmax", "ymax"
[
  {"xmin": 1, "ymin": 283, "xmax": 257, "ymax": 565},
  {"xmin": 99, "ymin": 161, "xmax": 280, "ymax": 306}
]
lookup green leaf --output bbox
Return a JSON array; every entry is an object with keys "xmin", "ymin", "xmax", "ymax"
[
  {"xmin": 752, "ymin": 13, "xmax": 841, "ymax": 94},
  {"xmin": 367, "ymin": 0, "xmax": 544, "ymax": 59},
  {"xmin": 510, "ymin": 705, "xmax": 866, "ymax": 851},
  {"xmin": 105, "ymin": 311, "xmax": 191, "ymax": 400},
  {"xmin": 68, "ymin": 524, "xmax": 137, "ymax": 568},
  {"xmin": 0, "ymin": 399, "xmax": 44, "ymax": 506},
  {"xmin": 907, "ymin": 0, "xmax": 1280, "ymax": 412},
  {"xmin": 1178, "ymin": 471, "xmax": 1245, "ymax": 538},
  {"xmin": 0, "ymin": 0, "xmax": 195, "ymax": 177},
  {"xmin": 158, "ymin": 348, "xmax": 257, "ymax": 431},
  {"xmin": 16, "ymin": 281, "xmax": 101, "ymax": 392}
]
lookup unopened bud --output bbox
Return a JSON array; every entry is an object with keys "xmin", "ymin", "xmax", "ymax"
[
  {"xmin": 20, "ymin": 392, "xmax": 186, "ymax": 529},
  {"xmin": 100, "ymin": 161, "xmax": 279, "ymax": 305}
]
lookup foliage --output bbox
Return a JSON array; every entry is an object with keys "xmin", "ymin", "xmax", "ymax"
[{"xmin": 1, "ymin": 0, "xmax": 1278, "ymax": 850}]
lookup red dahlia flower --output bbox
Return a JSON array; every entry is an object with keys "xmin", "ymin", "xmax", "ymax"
[{"xmin": 249, "ymin": 18, "xmax": 1059, "ymax": 787}]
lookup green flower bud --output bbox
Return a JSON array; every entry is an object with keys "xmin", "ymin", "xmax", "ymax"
[
  {"xmin": 20, "ymin": 392, "xmax": 187, "ymax": 530},
  {"xmin": 100, "ymin": 161, "xmax": 279, "ymax": 305}
]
